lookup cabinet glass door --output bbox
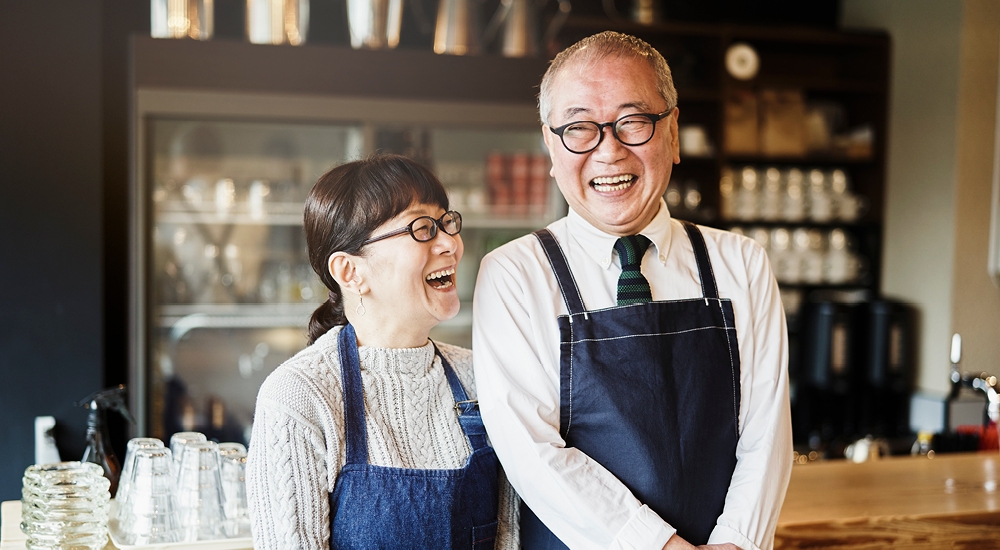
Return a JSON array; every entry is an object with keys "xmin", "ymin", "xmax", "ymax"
[
  {"xmin": 147, "ymin": 118, "xmax": 363, "ymax": 444},
  {"xmin": 142, "ymin": 115, "xmax": 561, "ymax": 445}
]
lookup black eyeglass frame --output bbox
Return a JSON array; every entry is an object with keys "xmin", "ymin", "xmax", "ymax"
[
  {"xmin": 548, "ymin": 109, "xmax": 674, "ymax": 154},
  {"xmin": 362, "ymin": 210, "xmax": 463, "ymax": 246}
]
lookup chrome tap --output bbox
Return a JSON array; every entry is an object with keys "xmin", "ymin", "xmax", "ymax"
[
  {"xmin": 947, "ymin": 333, "xmax": 1000, "ymax": 427},
  {"xmin": 970, "ymin": 373, "xmax": 1000, "ymax": 425}
]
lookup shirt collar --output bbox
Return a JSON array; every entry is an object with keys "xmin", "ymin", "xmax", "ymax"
[{"xmin": 566, "ymin": 198, "xmax": 675, "ymax": 270}]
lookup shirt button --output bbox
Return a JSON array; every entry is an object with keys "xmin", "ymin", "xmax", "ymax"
[
  {"xmin": 659, "ymin": 255, "xmax": 666, "ymax": 263},
  {"xmin": 602, "ymin": 257, "xmax": 610, "ymax": 267}
]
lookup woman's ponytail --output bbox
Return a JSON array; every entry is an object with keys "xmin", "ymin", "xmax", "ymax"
[{"xmin": 307, "ymin": 289, "xmax": 346, "ymax": 345}]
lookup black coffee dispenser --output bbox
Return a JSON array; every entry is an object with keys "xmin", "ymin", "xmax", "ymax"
[
  {"xmin": 795, "ymin": 301, "xmax": 861, "ymax": 444},
  {"xmin": 793, "ymin": 299, "xmax": 915, "ymax": 448},
  {"xmin": 856, "ymin": 300, "xmax": 915, "ymax": 439}
]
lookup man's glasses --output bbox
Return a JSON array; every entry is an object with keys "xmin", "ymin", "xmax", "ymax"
[
  {"xmin": 363, "ymin": 211, "xmax": 462, "ymax": 246},
  {"xmin": 549, "ymin": 109, "xmax": 673, "ymax": 154}
]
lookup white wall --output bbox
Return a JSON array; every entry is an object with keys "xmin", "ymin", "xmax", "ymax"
[
  {"xmin": 841, "ymin": 0, "xmax": 963, "ymax": 397},
  {"xmin": 950, "ymin": 1, "xmax": 1000, "ymax": 395}
]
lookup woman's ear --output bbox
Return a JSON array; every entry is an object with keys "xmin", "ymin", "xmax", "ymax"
[{"xmin": 329, "ymin": 252, "xmax": 367, "ymax": 294}]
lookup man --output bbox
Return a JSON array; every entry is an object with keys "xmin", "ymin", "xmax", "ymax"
[{"xmin": 472, "ymin": 31, "xmax": 792, "ymax": 550}]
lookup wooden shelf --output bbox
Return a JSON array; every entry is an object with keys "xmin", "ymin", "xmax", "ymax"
[
  {"xmin": 723, "ymin": 154, "xmax": 877, "ymax": 165},
  {"xmin": 132, "ymin": 36, "xmax": 549, "ymax": 106}
]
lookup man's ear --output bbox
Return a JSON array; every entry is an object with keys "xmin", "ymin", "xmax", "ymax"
[{"xmin": 329, "ymin": 252, "xmax": 367, "ymax": 294}]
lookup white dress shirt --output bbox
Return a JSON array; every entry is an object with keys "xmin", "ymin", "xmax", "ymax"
[{"xmin": 472, "ymin": 200, "xmax": 792, "ymax": 550}]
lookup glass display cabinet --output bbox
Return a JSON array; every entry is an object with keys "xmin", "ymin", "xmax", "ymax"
[{"xmin": 130, "ymin": 38, "xmax": 559, "ymax": 445}]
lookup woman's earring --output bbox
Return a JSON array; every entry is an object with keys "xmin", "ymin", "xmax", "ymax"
[{"xmin": 356, "ymin": 291, "xmax": 366, "ymax": 316}]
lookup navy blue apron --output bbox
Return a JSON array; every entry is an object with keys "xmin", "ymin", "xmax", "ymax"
[
  {"xmin": 329, "ymin": 324, "xmax": 500, "ymax": 550},
  {"xmin": 522, "ymin": 221, "xmax": 741, "ymax": 548}
]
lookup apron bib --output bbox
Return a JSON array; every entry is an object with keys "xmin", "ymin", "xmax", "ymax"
[
  {"xmin": 329, "ymin": 324, "xmax": 500, "ymax": 550},
  {"xmin": 522, "ymin": 221, "xmax": 741, "ymax": 548}
]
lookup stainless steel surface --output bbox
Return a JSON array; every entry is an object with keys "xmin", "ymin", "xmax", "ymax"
[
  {"xmin": 346, "ymin": 0, "xmax": 402, "ymax": 49},
  {"xmin": 485, "ymin": 0, "xmax": 571, "ymax": 58},
  {"xmin": 434, "ymin": 0, "xmax": 480, "ymax": 55},
  {"xmin": 151, "ymin": 0, "xmax": 214, "ymax": 40},
  {"xmin": 246, "ymin": 0, "xmax": 309, "ymax": 46}
]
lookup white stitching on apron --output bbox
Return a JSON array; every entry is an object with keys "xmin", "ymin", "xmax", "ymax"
[
  {"xmin": 717, "ymin": 298, "xmax": 739, "ymax": 436},
  {"xmin": 568, "ymin": 324, "xmax": 735, "ymax": 344},
  {"xmin": 566, "ymin": 314, "xmax": 575, "ymax": 438}
]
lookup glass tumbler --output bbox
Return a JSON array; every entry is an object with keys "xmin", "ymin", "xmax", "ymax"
[
  {"xmin": 169, "ymin": 431, "xmax": 207, "ymax": 482},
  {"xmin": 115, "ymin": 437, "xmax": 164, "ymax": 519},
  {"xmin": 115, "ymin": 447, "xmax": 182, "ymax": 545},
  {"xmin": 176, "ymin": 441, "xmax": 226, "ymax": 541},
  {"xmin": 218, "ymin": 443, "xmax": 250, "ymax": 537},
  {"xmin": 21, "ymin": 461, "xmax": 111, "ymax": 550}
]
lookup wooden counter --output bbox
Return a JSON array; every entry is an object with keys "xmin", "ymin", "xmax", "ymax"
[
  {"xmin": 5, "ymin": 453, "xmax": 998, "ymax": 549},
  {"xmin": 775, "ymin": 452, "xmax": 1000, "ymax": 548}
]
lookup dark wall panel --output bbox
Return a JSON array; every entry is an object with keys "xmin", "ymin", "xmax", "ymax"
[{"xmin": 0, "ymin": 0, "xmax": 105, "ymax": 500}]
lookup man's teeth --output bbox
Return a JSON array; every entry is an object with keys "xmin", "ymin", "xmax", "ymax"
[
  {"xmin": 591, "ymin": 175, "xmax": 635, "ymax": 191},
  {"xmin": 426, "ymin": 268, "xmax": 455, "ymax": 288}
]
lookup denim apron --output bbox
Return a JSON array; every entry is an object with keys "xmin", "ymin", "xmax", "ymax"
[
  {"xmin": 522, "ymin": 221, "xmax": 741, "ymax": 548},
  {"xmin": 329, "ymin": 324, "xmax": 500, "ymax": 549}
]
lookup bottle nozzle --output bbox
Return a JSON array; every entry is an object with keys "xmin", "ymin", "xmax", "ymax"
[{"xmin": 76, "ymin": 384, "xmax": 136, "ymax": 425}]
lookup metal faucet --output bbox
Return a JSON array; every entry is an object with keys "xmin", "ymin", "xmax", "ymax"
[
  {"xmin": 970, "ymin": 373, "xmax": 1000, "ymax": 425},
  {"xmin": 947, "ymin": 333, "xmax": 1000, "ymax": 427}
]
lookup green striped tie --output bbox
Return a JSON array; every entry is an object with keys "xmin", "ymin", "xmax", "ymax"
[{"xmin": 614, "ymin": 235, "xmax": 652, "ymax": 305}]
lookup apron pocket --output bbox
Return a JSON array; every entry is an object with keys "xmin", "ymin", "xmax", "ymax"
[{"xmin": 472, "ymin": 520, "xmax": 498, "ymax": 550}]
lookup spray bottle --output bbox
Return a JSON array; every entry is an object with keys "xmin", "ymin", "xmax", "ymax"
[{"xmin": 77, "ymin": 384, "xmax": 135, "ymax": 495}]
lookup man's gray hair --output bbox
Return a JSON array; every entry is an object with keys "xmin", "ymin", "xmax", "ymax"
[{"xmin": 538, "ymin": 31, "xmax": 677, "ymax": 126}]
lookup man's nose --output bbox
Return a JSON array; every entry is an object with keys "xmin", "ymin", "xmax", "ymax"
[{"xmin": 591, "ymin": 126, "xmax": 628, "ymax": 162}]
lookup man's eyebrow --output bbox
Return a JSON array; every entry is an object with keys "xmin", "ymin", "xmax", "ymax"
[
  {"xmin": 561, "ymin": 107, "xmax": 591, "ymax": 120},
  {"xmin": 619, "ymin": 101, "xmax": 652, "ymax": 112},
  {"xmin": 559, "ymin": 101, "xmax": 655, "ymax": 122}
]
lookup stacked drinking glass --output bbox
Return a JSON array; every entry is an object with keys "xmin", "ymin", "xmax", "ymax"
[
  {"xmin": 218, "ymin": 443, "xmax": 250, "ymax": 538},
  {"xmin": 113, "ymin": 439, "xmax": 181, "ymax": 544},
  {"xmin": 21, "ymin": 461, "xmax": 111, "ymax": 550},
  {"xmin": 110, "ymin": 432, "xmax": 251, "ymax": 544}
]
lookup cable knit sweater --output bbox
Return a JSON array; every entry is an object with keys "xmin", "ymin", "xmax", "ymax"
[{"xmin": 247, "ymin": 325, "xmax": 520, "ymax": 549}]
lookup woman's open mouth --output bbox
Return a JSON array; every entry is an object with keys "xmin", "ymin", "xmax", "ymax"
[
  {"xmin": 591, "ymin": 174, "xmax": 635, "ymax": 192},
  {"xmin": 425, "ymin": 267, "xmax": 455, "ymax": 289}
]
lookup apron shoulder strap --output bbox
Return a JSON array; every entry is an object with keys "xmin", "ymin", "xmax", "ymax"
[
  {"xmin": 533, "ymin": 229, "xmax": 587, "ymax": 315},
  {"xmin": 337, "ymin": 324, "xmax": 369, "ymax": 465},
  {"xmin": 432, "ymin": 342, "xmax": 490, "ymax": 451},
  {"xmin": 681, "ymin": 221, "xmax": 720, "ymax": 300}
]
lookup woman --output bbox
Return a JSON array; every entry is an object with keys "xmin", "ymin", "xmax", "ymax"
[{"xmin": 247, "ymin": 154, "xmax": 519, "ymax": 549}]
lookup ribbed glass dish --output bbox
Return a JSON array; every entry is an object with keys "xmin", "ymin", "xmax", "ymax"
[{"xmin": 21, "ymin": 462, "xmax": 111, "ymax": 550}]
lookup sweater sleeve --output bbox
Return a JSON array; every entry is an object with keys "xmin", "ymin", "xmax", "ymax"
[{"xmin": 247, "ymin": 377, "xmax": 337, "ymax": 550}]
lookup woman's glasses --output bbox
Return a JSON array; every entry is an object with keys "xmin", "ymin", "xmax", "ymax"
[{"xmin": 363, "ymin": 211, "xmax": 462, "ymax": 245}]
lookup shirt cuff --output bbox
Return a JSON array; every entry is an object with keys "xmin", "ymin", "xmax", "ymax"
[
  {"xmin": 708, "ymin": 524, "xmax": 761, "ymax": 550},
  {"xmin": 609, "ymin": 505, "xmax": 675, "ymax": 550}
]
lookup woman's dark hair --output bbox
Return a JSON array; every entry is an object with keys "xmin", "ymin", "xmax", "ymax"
[{"xmin": 304, "ymin": 153, "xmax": 449, "ymax": 344}]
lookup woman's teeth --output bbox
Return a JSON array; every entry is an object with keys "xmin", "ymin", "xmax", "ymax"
[
  {"xmin": 425, "ymin": 268, "xmax": 455, "ymax": 289},
  {"xmin": 591, "ymin": 175, "xmax": 635, "ymax": 192}
]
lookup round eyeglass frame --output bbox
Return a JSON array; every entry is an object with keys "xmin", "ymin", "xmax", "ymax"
[
  {"xmin": 362, "ymin": 210, "xmax": 462, "ymax": 246},
  {"xmin": 548, "ymin": 109, "xmax": 673, "ymax": 154}
]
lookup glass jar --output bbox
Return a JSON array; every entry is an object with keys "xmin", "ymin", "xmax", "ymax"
[{"xmin": 21, "ymin": 462, "xmax": 111, "ymax": 550}]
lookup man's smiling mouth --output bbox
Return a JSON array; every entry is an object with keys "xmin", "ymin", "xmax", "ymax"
[{"xmin": 591, "ymin": 174, "xmax": 635, "ymax": 192}]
